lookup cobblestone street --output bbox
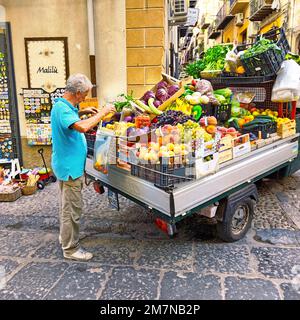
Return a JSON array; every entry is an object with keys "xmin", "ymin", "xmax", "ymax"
[{"xmin": 0, "ymin": 172, "xmax": 300, "ymax": 300}]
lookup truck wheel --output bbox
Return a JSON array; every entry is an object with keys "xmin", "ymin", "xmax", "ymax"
[{"xmin": 217, "ymin": 198, "xmax": 253, "ymax": 242}]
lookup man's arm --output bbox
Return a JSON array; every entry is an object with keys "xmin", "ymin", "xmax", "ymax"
[
  {"xmin": 71, "ymin": 105, "xmax": 116, "ymax": 133},
  {"xmin": 78, "ymin": 107, "xmax": 99, "ymax": 118}
]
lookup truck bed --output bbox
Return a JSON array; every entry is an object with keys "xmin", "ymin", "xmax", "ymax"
[{"xmin": 85, "ymin": 134, "xmax": 299, "ymax": 220}]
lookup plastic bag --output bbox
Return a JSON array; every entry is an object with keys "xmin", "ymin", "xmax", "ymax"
[
  {"xmin": 272, "ymin": 60, "xmax": 300, "ymax": 102},
  {"xmin": 225, "ymin": 49, "xmax": 238, "ymax": 73},
  {"xmin": 93, "ymin": 128, "xmax": 116, "ymax": 174},
  {"xmin": 195, "ymin": 79, "xmax": 213, "ymax": 95}
]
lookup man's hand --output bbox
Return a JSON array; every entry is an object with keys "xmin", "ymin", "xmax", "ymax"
[
  {"xmin": 72, "ymin": 104, "xmax": 116, "ymax": 133},
  {"xmin": 80, "ymin": 107, "xmax": 99, "ymax": 116},
  {"xmin": 101, "ymin": 104, "xmax": 116, "ymax": 117}
]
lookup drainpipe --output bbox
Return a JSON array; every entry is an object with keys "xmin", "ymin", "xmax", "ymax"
[{"xmin": 87, "ymin": 0, "xmax": 97, "ymax": 97}]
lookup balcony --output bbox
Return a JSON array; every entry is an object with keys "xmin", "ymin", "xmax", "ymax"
[
  {"xmin": 207, "ymin": 23, "xmax": 221, "ymax": 40},
  {"xmin": 200, "ymin": 15, "xmax": 210, "ymax": 29},
  {"xmin": 230, "ymin": 0, "xmax": 249, "ymax": 15},
  {"xmin": 215, "ymin": 1, "xmax": 235, "ymax": 30},
  {"xmin": 249, "ymin": 0, "xmax": 275, "ymax": 21}
]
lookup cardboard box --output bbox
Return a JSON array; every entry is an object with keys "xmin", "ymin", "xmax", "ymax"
[
  {"xmin": 195, "ymin": 153, "xmax": 219, "ymax": 179},
  {"xmin": 232, "ymin": 134, "xmax": 251, "ymax": 158}
]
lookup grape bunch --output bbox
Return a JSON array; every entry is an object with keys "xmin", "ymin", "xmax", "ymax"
[
  {"xmin": 151, "ymin": 110, "xmax": 195, "ymax": 129},
  {"xmin": 177, "ymin": 120, "xmax": 205, "ymax": 143}
]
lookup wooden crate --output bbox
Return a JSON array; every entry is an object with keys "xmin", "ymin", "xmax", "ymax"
[
  {"xmin": 232, "ymin": 134, "xmax": 251, "ymax": 158},
  {"xmin": 277, "ymin": 120, "xmax": 296, "ymax": 133},
  {"xmin": 277, "ymin": 120, "xmax": 296, "ymax": 138},
  {"xmin": 219, "ymin": 149, "xmax": 233, "ymax": 164},
  {"xmin": 150, "ymin": 73, "xmax": 185, "ymax": 112},
  {"xmin": 255, "ymin": 139, "xmax": 267, "ymax": 149},
  {"xmin": 219, "ymin": 136, "xmax": 233, "ymax": 152}
]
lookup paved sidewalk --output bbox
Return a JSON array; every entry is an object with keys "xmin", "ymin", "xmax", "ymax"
[{"xmin": 0, "ymin": 173, "xmax": 300, "ymax": 300}]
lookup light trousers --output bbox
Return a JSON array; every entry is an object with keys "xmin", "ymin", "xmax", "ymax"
[{"xmin": 58, "ymin": 176, "xmax": 84, "ymax": 254}]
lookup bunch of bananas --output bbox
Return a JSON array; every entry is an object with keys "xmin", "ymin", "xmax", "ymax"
[{"xmin": 167, "ymin": 98, "xmax": 192, "ymax": 115}]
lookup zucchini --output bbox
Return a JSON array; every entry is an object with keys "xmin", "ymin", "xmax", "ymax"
[
  {"xmin": 148, "ymin": 98, "xmax": 163, "ymax": 115},
  {"xmin": 255, "ymin": 115, "xmax": 273, "ymax": 121},
  {"xmin": 135, "ymin": 99, "xmax": 151, "ymax": 113},
  {"xmin": 229, "ymin": 118, "xmax": 240, "ymax": 130}
]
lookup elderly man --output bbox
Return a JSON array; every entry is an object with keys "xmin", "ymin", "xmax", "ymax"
[{"xmin": 51, "ymin": 73, "xmax": 115, "ymax": 261}]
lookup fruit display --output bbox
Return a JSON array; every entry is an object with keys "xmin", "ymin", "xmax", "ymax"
[
  {"xmin": 90, "ymin": 69, "xmax": 297, "ymax": 184},
  {"xmin": 151, "ymin": 110, "xmax": 194, "ymax": 128}
]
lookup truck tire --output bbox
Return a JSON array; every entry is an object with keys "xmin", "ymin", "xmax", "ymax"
[{"xmin": 216, "ymin": 198, "xmax": 253, "ymax": 242}]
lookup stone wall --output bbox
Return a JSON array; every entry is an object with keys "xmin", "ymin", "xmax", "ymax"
[{"xmin": 126, "ymin": 0, "xmax": 166, "ymax": 98}]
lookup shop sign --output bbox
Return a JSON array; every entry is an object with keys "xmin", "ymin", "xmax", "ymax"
[
  {"xmin": 25, "ymin": 37, "xmax": 69, "ymax": 93},
  {"xmin": 185, "ymin": 8, "xmax": 199, "ymax": 27}
]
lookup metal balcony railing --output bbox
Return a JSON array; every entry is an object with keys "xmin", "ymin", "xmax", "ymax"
[
  {"xmin": 207, "ymin": 23, "xmax": 221, "ymax": 40},
  {"xmin": 249, "ymin": 0, "xmax": 275, "ymax": 21},
  {"xmin": 201, "ymin": 15, "xmax": 210, "ymax": 29},
  {"xmin": 215, "ymin": 1, "xmax": 234, "ymax": 30}
]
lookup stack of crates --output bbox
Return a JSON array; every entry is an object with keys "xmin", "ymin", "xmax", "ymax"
[
  {"xmin": 218, "ymin": 135, "xmax": 233, "ymax": 164},
  {"xmin": 277, "ymin": 120, "xmax": 296, "ymax": 138}
]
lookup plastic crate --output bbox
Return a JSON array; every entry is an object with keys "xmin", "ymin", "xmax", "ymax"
[
  {"xmin": 215, "ymin": 104, "xmax": 231, "ymax": 124},
  {"xmin": 201, "ymin": 103, "xmax": 231, "ymax": 124},
  {"xmin": 85, "ymin": 133, "xmax": 96, "ymax": 157},
  {"xmin": 256, "ymin": 28, "xmax": 290, "ymax": 60},
  {"xmin": 130, "ymin": 156, "xmax": 195, "ymax": 190},
  {"xmin": 240, "ymin": 47, "xmax": 283, "ymax": 76},
  {"xmin": 242, "ymin": 121, "xmax": 277, "ymax": 139},
  {"xmin": 240, "ymin": 28, "xmax": 290, "ymax": 77},
  {"xmin": 213, "ymin": 81, "xmax": 277, "ymax": 110},
  {"xmin": 214, "ymin": 74, "xmax": 276, "ymax": 85}
]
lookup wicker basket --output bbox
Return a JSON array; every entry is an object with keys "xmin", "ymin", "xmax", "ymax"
[
  {"xmin": 0, "ymin": 187, "xmax": 22, "ymax": 202},
  {"xmin": 21, "ymin": 184, "xmax": 37, "ymax": 196}
]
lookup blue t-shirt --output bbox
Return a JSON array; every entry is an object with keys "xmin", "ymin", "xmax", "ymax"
[{"xmin": 51, "ymin": 97, "xmax": 87, "ymax": 181}]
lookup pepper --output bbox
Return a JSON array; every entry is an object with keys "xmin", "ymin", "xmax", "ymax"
[{"xmin": 192, "ymin": 105, "xmax": 202, "ymax": 121}]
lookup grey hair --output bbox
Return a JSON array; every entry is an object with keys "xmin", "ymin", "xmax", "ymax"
[{"xmin": 65, "ymin": 73, "xmax": 93, "ymax": 94}]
